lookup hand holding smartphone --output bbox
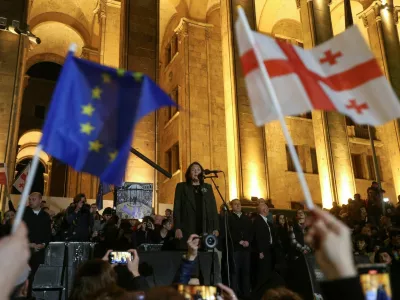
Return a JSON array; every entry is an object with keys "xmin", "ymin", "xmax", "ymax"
[
  {"xmin": 358, "ymin": 263, "xmax": 392, "ymax": 300},
  {"xmin": 108, "ymin": 251, "xmax": 133, "ymax": 265}
]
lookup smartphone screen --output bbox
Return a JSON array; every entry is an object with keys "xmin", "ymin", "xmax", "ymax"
[
  {"xmin": 109, "ymin": 251, "xmax": 132, "ymax": 265},
  {"xmin": 175, "ymin": 284, "xmax": 218, "ymax": 300},
  {"xmin": 358, "ymin": 263, "xmax": 392, "ymax": 300}
]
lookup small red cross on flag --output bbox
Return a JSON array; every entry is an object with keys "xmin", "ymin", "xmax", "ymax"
[
  {"xmin": 235, "ymin": 20, "xmax": 400, "ymax": 126},
  {"xmin": 13, "ymin": 163, "xmax": 30, "ymax": 193},
  {"xmin": 319, "ymin": 50, "xmax": 343, "ymax": 65},
  {"xmin": 346, "ymin": 99, "xmax": 369, "ymax": 114}
]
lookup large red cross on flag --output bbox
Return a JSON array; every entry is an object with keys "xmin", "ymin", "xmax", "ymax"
[
  {"xmin": 13, "ymin": 163, "xmax": 30, "ymax": 193},
  {"xmin": 236, "ymin": 21, "xmax": 400, "ymax": 126}
]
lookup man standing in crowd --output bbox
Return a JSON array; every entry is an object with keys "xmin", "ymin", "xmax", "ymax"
[
  {"xmin": 92, "ymin": 207, "xmax": 113, "ymax": 240},
  {"xmin": 165, "ymin": 209, "xmax": 172, "ymax": 219},
  {"xmin": 23, "ymin": 192, "xmax": 52, "ymax": 296},
  {"xmin": 252, "ymin": 202, "xmax": 283, "ymax": 298},
  {"xmin": 227, "ymin": 199, "xmax": 252, "ymax": 299},
  {"xmin": 289, "ymin": 209, "xmax": 312, "ymax": 259}
]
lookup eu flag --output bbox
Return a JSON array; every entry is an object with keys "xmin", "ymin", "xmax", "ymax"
[
  {"xmin": 96, "ymin": 182, "xmax": 112, "ymax": 210},
  {"xmin": 40, "ymin": 52, "xmax": 176, "ymax": 185}
]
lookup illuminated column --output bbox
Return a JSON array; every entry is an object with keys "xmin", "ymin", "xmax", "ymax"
[
  {"xmin": 97, "ymin": 0, "xmax": 121, "ymax": 68},
  {"xmin": 0, "ymin": 0, "xmax": 29, "ymax": 209},
  {"xmin": 220, "ymin": 0, "xmax": 269, "ymax": 201},
  {"xmin": 360, "ymin": 1, "xmax": 400, "ymax": 196},
  {"xmin": 120, "ymin": 0, "xmax": 158, "ymax": 188},
  {"xmin": 220, "ymin": 0, "xmax": 241, "ymax": 200},
  {"xmin": 298, "ymin": 0, "xmax": 355, "ymax": 207}
]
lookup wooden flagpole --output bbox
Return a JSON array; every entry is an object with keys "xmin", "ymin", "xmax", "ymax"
[
  {"xmin": 237, "ymin": 7, "xmax": 314, "ymax": 210},
  {"xmin": 344, "ymin": 0, "xmax": 384, "ymax": 214}
]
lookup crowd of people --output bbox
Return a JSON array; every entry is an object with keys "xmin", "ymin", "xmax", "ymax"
[
  {"xmin": 0, "ymin": 198, "xmax": 385, "ymax": 300},
  {"xmin": 0, "ymin": 162, "xmax": 399, "ymax": 300}
]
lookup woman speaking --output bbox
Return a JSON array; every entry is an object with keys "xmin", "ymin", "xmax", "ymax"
[{"xmin": 173, "ymin": 162, "xmax": 219, "ymax": 245}]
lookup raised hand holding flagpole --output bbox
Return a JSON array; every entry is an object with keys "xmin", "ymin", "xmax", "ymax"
[{"xmin": 236, "ymin": 6, "xmax": 314, "ymax": 209}]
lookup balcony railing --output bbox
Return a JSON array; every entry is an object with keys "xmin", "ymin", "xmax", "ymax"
[{"xmin": 347, "ymin": 125, "xmax": 377, "ymax": 140}]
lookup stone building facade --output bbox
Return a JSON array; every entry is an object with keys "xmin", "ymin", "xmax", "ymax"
[{"xmin": 0, "ymin": 0, "xmax": 399, "ymax": 211}]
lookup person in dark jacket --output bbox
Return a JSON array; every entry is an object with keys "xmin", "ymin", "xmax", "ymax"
[
  {"xmin": 289, "ymin": 209, "xmax": 311, "ymax": 259},
  {"xmin": 275, "ymin": 214, "xmax": 290, "ymax": 258},
  {"xmin": 252, "ymin": 202, "xmax": 284, "ymax": 298},
  {"xmin": 65, "ymin": 193, "xmax": 92, "ymax": 241},
  {"xmin": 135, "ymin": 216, "xmax": 156, "ymax": 246},
  {"xmin": 22, "ymin": 192, "xmax": 52, "ymax": 297},
  {"xmin": 223, "ymin": 199, "xmax": 252, "ymax": 299},
  {"xmin": 153, "ymin": 218, "xmax": 174, "ymax": 249},
  {"xmin": 173, "ymin": 162, "xmax": 219, "ymax": 249}
]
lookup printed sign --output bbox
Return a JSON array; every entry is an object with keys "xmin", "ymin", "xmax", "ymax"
[{"xmin": 115, "ymin": 182, "xmax": 153, "ymax": 219}]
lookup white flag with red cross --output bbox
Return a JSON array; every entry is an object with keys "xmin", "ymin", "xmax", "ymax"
[
  {"xmin": 13, "ymin": 163, "xmax": 30, "ymax": 193},
  {"xmin": 0, "ymin": 163, "xmax": 8, "ymax": 186},
  {"xmin": 236, "ymin": 21, "xmax": 400, "ymax": 126}
]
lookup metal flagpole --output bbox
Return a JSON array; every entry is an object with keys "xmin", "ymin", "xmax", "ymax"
[
  {"xmin": 344, "ymin": 0, "xmax": 385, "ymax": 214},
  {"xmin": 237, "ymin": 7, "xmax": 314, "ymax": 210}
]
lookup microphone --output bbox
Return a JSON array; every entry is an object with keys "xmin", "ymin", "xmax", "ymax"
[{"xmin": 204, "ymin": 169, "xmax": 222, "ymax": 175}]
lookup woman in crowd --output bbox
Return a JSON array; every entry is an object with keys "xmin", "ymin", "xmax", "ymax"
[
  {"xmin": 65, "ymin": 193, "xmax": 92, "ymax": 241},
  {"xmin": 135, "ymin": 216, "xmax": 156, "ymax": 246},
  {"xmin": 275, "ymin": 214, "xmax": 290, "ymax": 257},
  {"xmin": 0, "ymin": 210, "xmax": 15, "ymax": 237},
  {"xmin": 289, "ymin": 209, "xmax": 311, "ymax": 258},
  {"xmin": 173, "ymin": 162, "xmax": 219, "ymax": 248},
  {"xmin": 153, "ymin": 218, "xmax": 174, "ymax": 249}
]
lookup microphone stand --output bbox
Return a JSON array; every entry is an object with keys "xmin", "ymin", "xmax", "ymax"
[{"xmin": 204, "ymin": 173, "xmax": 231, "ymax": 287}]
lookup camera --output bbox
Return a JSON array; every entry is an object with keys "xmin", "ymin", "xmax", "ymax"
[{"xmin": 200, "ymin": 234, "xmax": 218, "ymax": 249}]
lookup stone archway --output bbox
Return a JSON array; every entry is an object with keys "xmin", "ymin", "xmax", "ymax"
[
  {"xmin": 14, "ymin": 130, "xmax": 50, "ymax": 195},
  {"xmin": 18, "ymin": 62, "xmax": 69, "ymax": 197}
]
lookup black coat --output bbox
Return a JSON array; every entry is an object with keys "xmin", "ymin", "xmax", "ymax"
[
  {"xmin": 23, "ymin": 207, "xmax": 51, "ymax": 245},
  {"xmin": 173, "ymin": 182, "xmax": 219, "ymax": 238},
  {"xmin": 225, "ymin": 212, "xmax": 252, "ymax": 252},
  {"xmin": 252, "ymin": 215, "xmax": 277, "ymax": 255},
  {"xmin": 65, "ymin": 205, "xmax": 92, "ymax": 241}
]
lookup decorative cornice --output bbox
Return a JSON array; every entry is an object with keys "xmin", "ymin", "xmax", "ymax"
[
  {"xmin": 106, "ymin": 0, "xmax": 121, "ymax": 8},
  {"xmin": 81, "ymin": 47, "xmax": 99, "ymax": 59},
  {"xmin": 174, "ymin": 18, "xmax": 214, "ymax": 42},
  {"xmin": 93, "ymin": 0, "xmax": 107, "ymax": 22},
  {"xmin": 394, "ymin": 6, "xmax": 399, "ymax": 24},
  {"xmin": 361, "ymin": 14, "xmax": 369, "ymax": 27},
  {"xmin": 357, "ymin": 0, "xmax": 398, "ymax": 22}
]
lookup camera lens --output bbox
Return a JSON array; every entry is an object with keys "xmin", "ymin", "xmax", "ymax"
[{"xmin": 204, "ymin": 234, "xmax": 217, "ymax": 249}]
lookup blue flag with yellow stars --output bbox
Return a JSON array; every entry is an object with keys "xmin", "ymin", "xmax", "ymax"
[
  {"xmin": 96, "ymin": 182, "xmax": 111, "ymax": 210},
  {"xmin": 40, "ymin": 51, "xmax": 176, "ymax": 186}
]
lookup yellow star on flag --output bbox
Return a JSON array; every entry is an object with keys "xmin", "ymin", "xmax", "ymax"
[
  {"xmin": 116, "ymin": 68, "xmax": 125, "ymax": 77},
  {"xmin": 109, "ymin": 150, "xmax": 118, "ymax": 162},
  {"xmin": 81, "ymin": 103, "xmax": 95, "ymax": 116},
  {"xmin": 89, "ymin": 140, "xmax": 103, "ymax": 152},
  {"xmin": 80, "ymin": 122, "xmax": 95, "ymax": 135},
  {"xmin": 133, "ymin": 72, "xmax": 143, "ymax": 82},
  {"xmin": 92, "ymin": 86, "xmax": 102, "ymax": 99},
  {"xmin": 102, "ymin": 73, "xmax": 111, "ymax": 83}
]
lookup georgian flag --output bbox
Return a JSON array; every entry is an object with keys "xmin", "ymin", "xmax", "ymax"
[
  {"xmin": 235, "ymin": 20, "xmax": 400, "ymax": 126},
  {"xmin": 0, "ymin": 163, "xmax": 7, "ymax": 186},
  {"xmin": 13, "ymin": 163, "xmax": 30, "ymax": 193}
]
